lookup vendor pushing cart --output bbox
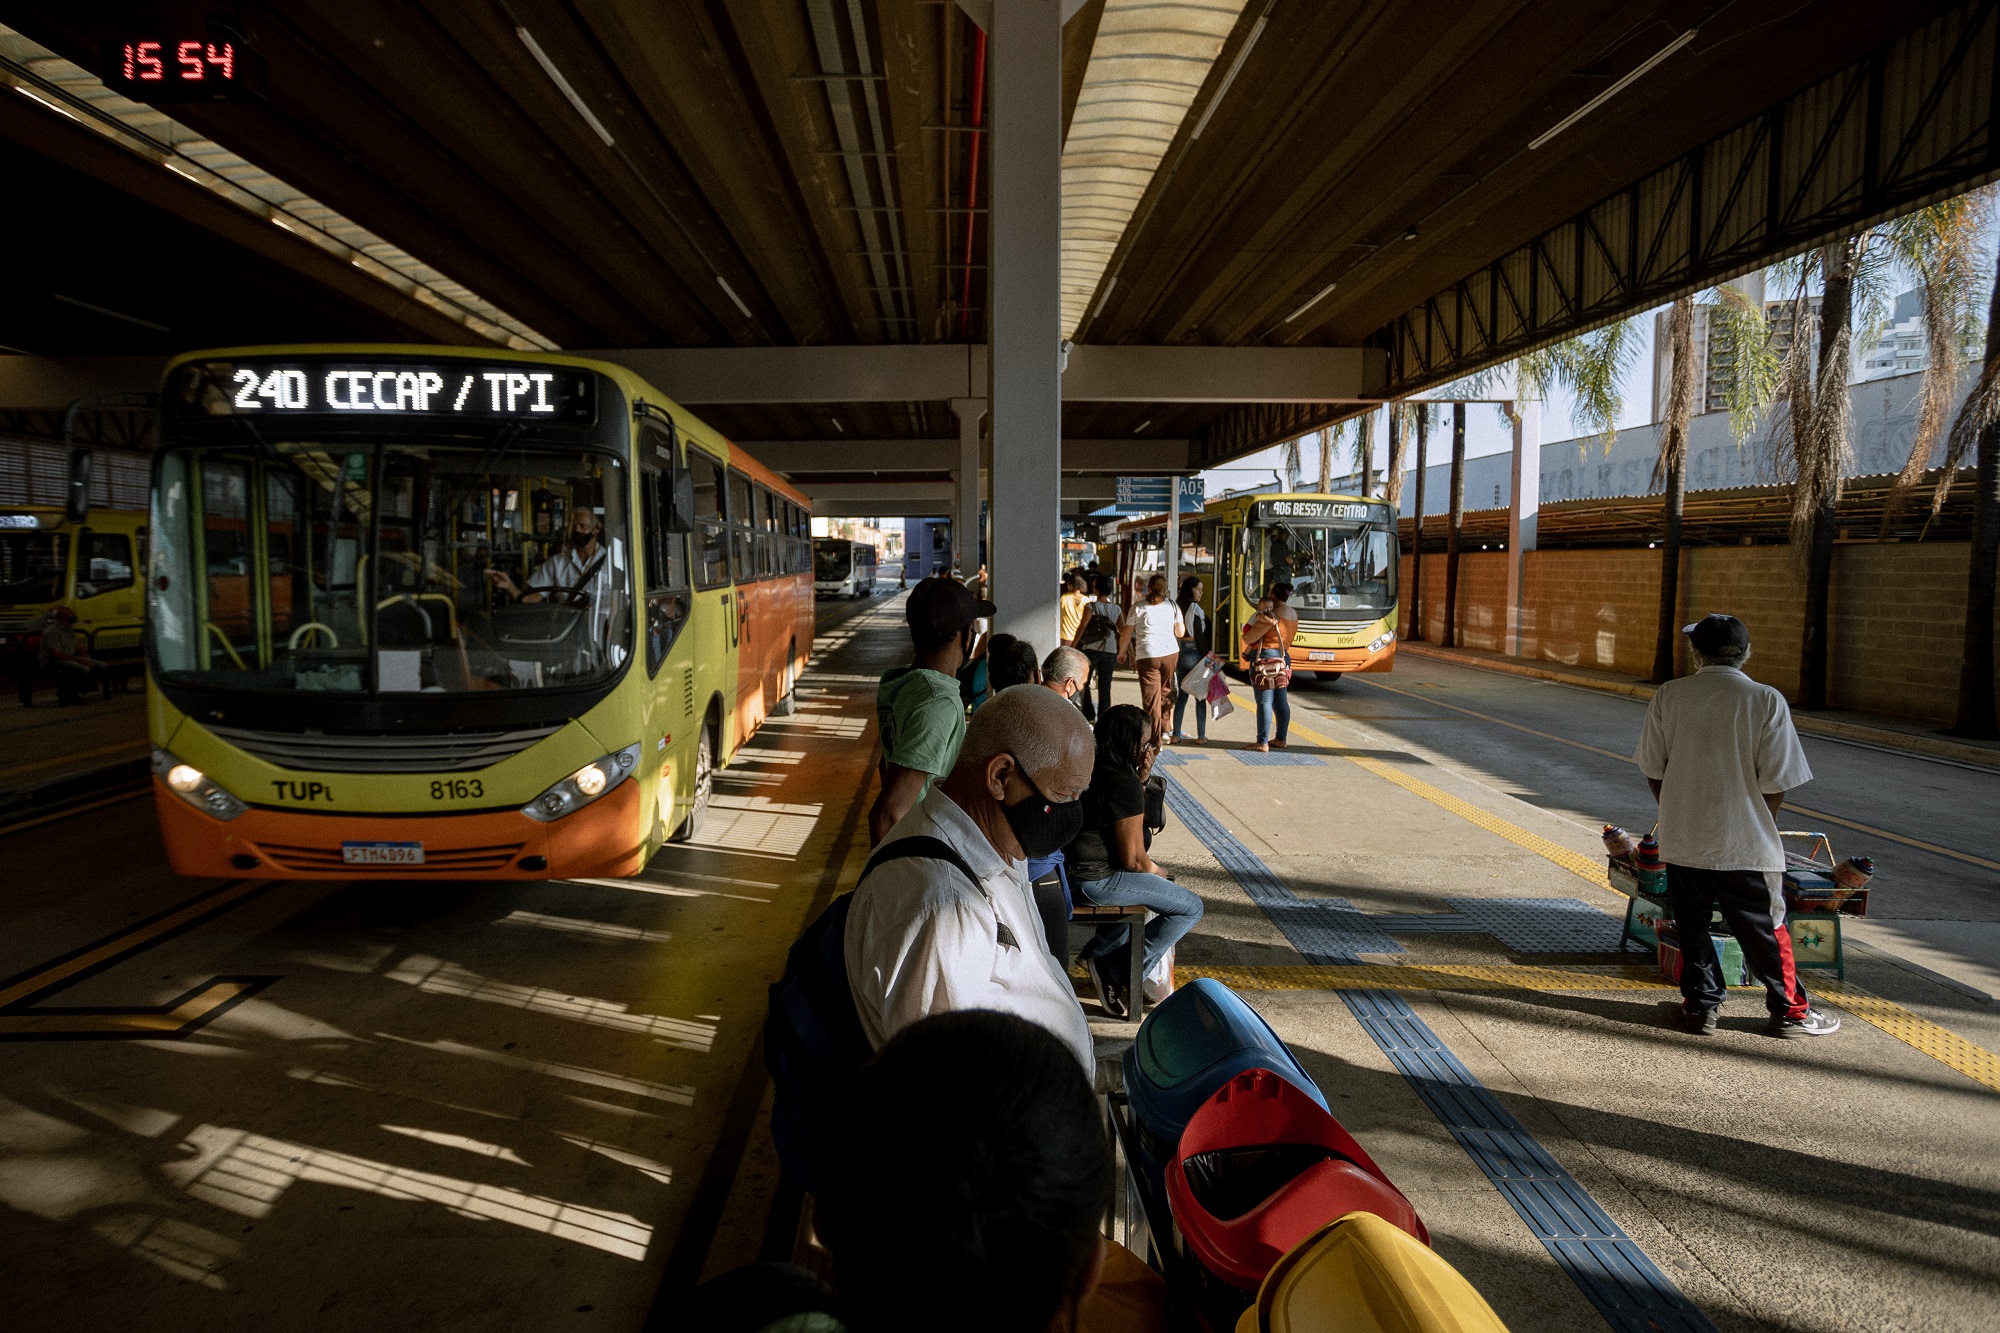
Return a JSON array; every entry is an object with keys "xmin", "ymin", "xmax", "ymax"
[{"xmin": 1633, "ymin": 613, "xmax": 1842, "ymax": 1039}]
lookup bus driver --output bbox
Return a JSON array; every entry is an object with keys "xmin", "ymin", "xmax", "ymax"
[{"xmin": 484, "ymin": 507, "xmax": 628, "ymax": 671}]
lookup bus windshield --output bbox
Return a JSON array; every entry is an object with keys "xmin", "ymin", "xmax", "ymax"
[
  {"xmin": 1262, "ymin": 521, "xmax": 1396, "ymax": 614},
  {"xmin": 814, "ymin": 541, "xmax": 852, "ymax": 581},
  {"xmin": 150, "ymin": 439, "xmax": 630, "ymax": 695},
  {"xmin": 0, "ymin": 528, "xmax": 67, "ymax": 605}
]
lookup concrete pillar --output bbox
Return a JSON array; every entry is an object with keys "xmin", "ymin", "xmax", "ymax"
[
  {"xmin": 950, "ymin": 397, "xmax": 987, "ymax": 577},
  {"xmin": 985, "ymin": 0, "xmax": 1064, "ymax": 648},
  {"xmin": 1505, "ymin": 399, "xmax": 1541, "ymax": 657}
]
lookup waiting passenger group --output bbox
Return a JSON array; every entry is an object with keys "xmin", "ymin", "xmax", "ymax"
[{"xmin": 703, "ymin": 571, "xmax": 1250, "ymax": 1332}]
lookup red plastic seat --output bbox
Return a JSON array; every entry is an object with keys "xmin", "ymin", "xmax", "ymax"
[{"xmin": 1166, "ymin": 1067, "xmax": 1428, "ymax": 1294}]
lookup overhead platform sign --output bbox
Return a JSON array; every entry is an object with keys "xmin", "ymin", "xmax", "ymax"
[
  {"xmin": 1115, "ymin": 477, "xmax": 1204, "ymax": 513},
  {"xmin": 105, "ymin": 38, "xmax": 266, "ymax": 101}
]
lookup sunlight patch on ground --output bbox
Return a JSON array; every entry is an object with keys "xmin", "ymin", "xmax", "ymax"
[
  {"xmin": 384, "ymin": 955, "xmax": 716, "ymax": 1050},
  {"xmin": 556, "ymin": 1134, "xmax": 674, "ymax": 1185},
  {"xmin": 377, "ymin": 1034, "xmax": 697, "ymax": 1106},
  {"xmin": 380, "ymin": 1124, "xmax": 530, "ymax": 1164},
  {"xmin": 163, "ymin": 1124, "xmax": 652, "ymax": 1259},
  {"xmin": 495, "ymin": 909, "xmax": 674, "ymax": 944}
]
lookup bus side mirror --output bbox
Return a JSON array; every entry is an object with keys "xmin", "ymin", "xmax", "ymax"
[
  {"xmin": 65, "ymin": 448, "xmax": 92, "ymax": 524},
  {"xmin": 666, "ymin": 470, "xmax": 697, "ymax": 533}
]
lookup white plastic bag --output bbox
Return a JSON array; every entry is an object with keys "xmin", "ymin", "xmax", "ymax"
[
  {"xmin": 1179, "ymin": 654, "xmax": 1217, "ymax": 700},
  {"xmin": 1144, "ymin": 943, "xmax": 1176, "ymax": 1005}
]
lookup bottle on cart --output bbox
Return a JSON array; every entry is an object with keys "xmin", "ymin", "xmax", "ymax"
[
  {"xmin": 1832, "ymin": 856, "xmax": 1874, "ymax": 891},
  {"xmin": 1602, "ymin": 825, "xmax": 1638, "ymax": 859}
]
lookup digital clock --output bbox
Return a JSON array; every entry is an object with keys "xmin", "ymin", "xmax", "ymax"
[
  {"xmin": 102, "ymin": 38, "xmax": 265, "ymax": 102},
  {"xmin": 173, "ymin": 360, "xmax": 599, "ymax": 423}
]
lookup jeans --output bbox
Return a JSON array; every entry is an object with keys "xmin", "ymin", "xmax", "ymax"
[
  {"xmin": 1252, "ymin": 649, "xmax": 1290, "ymax": 743},
  {"xmin": 1076, "ymin": 869, "xmax": 1205, "ymax": 977},
  {"xmin": 1666, "ymin": 864, "xmax": 1811, "ymax": 1019},
  {"xmin": 1171, "ymin": 644, "xmax": 1206, "ymax": 738},
  {"xmin": 1081, "ymin": 649, "xmax": 1118, "ymax": 721}
]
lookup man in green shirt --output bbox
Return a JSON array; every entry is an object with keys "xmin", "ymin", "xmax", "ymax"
[{"xmin": 870, "ymin": 576, "xmax": 995, "ymax": 843}]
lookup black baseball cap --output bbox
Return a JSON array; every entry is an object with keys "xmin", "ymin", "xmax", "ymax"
[
  {"xmin": 908, "ymin": 576, "xmax": 996, "ymax": 639},
  {"xmin": 1682, "ymin": 613, "xmax": 1750, "ymax": 655}
]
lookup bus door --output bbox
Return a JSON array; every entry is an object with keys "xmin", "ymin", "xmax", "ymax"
[
  {"xmin": 638, "ymin": 419, "xmax": 694, "ymax": 825},
  {"xmin": 1214, "ymin": 524, "xmax": 1238, "ymax": 657},
  {"xmin": 685, "ymin": 447, "xmax": 735, "ymax": 760}
]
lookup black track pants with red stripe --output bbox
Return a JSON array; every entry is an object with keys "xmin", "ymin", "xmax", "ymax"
[{"xmin": 1666, "ymin": 864, "xmax": 1811, "ymax": 1020}]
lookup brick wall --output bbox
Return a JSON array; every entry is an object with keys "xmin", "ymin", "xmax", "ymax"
[{"xmin": 1398, "ymin": 540, "xmax": 1995, "ymax": 725}]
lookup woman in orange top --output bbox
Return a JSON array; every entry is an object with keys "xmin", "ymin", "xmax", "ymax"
[{"xmin": 1241, "ymin": 581, "xmax": 1298, "ymax": 751}]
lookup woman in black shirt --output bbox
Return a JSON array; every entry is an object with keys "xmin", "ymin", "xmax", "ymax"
[{"xmin": 1065, "ymin": 705, "xmax": 1206, "ymax": 1019}]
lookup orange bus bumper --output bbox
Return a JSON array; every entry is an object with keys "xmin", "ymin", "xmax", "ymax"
[
  {"xmin": 1291, "ymin": 641, "xmax": 1396, "ymax": 674},
  {"xmin": 152, "ymin": 776, "xmax": 647, "ymax": 881}
]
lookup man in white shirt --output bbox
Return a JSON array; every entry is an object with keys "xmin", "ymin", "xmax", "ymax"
[
  {"xmin": 485, "ymin": 508, "xmax": 629, "ymax": 673},
  {"xmin": 1635, "ymin": 614, "xmax": 1838, "ymax": 1039},
  {"xmin": 845, "ymin": 684, "xmax": 1099, "ymax": 1072}
]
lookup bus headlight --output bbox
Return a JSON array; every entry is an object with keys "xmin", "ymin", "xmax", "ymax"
[
  {"xmin": 522, "ymin": 743, "xmax": 641, "ymax": 822},
  {"xmin": 1367, "ymin": 630, "xmax": 1396, "ymax": 653},
  {"xmin": 152, "ymin": 748, "xmax": 247, "ymax": 821}
]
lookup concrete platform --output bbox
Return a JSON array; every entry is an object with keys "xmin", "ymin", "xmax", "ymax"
[{"xmin": 3, "ymin": 602, "xmax": 1996, "ymax": 1332}]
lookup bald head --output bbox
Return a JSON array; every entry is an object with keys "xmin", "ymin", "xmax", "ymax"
[{"xmin": 955, "ymin": 683, "xmax": 1095, "ymax": 801}]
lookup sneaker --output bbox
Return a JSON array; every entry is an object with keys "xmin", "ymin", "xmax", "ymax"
[
  {"xmin": 1769, "ymin": 1009, "xmax": 1841, "ymax": 1039},
  {"xmin": 1083, "ymin": 956, "xmax": 1129, "ymax": 1020},
  {"xmin": 1673, "ymin": 1006, "xmax": 1718, "ymax": 1036}
]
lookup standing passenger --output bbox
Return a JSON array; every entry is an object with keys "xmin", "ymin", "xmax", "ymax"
[
  {"xmin": 869, "ymin": 577, "xmax": 995, "ymax": 844},
  {"xmin": 1073, "ymin": 575, "xmax": 1122, "ymax": 723},
  {"xmin": 1242, "ymin": 581, "xmax": 1298, "ymax": 752},
  {"xmin": 1120, "ymin": 574, "xmax": 1185, "ymax": 743},
  {"xmin": 1170, "ymin": 575, "xmax": 1209, "ymax": 744},
  {"xmin": 1058, "ymin": 571, "xmax": 1089, "ymax": 646},
  {"xmin": 1066, "ymin": 705, "xmax": 1205, "ymax": 1019},
  {"xmin": 1636, "ymin": 614, "xmax": 1839, "ymax": 1039}
]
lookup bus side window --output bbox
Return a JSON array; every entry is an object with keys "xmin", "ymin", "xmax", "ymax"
[
  {"xmin": 727, "ymin": 469, "xmax": 755, "ymax": 583},
  {"xmin": 754, "ymin": 484, "xmax": 778, "ymax": 579},
  {"xmin": 688, "ymin": 451, "xmax": 730, "ymax": 589},
  {"xmin": 641, "ymin": 435, "xmax": 692, "ymax": 675}
]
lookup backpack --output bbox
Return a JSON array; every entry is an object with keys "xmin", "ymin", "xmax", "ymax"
[{"xmin": 764, "ymin": 834, "xmax": 981, "ymax": 1191}]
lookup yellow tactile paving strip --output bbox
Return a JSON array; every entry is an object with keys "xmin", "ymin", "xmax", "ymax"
[{"xmin": 1204, "ymin": 694, "xmax": 2000, "ymax": 1096}]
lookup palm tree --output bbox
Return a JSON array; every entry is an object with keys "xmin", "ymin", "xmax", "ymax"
[
  {"xmin": 1409, "ymin": 405, "xmax": 1429, "ymax": 640},
  {"xmin": 1949, "ymin": 249, "xmax": 2000, "ymax": 737},
  {"xmin": 1651, "ymin": 296, "xmax": 1697, "ymax": 683},
  {"xmin": 1386, "ymin": 405, "xmax": 1407, "ymax": 509},
  {"xmin": 1318, "ymin": 424, "xmax": 1334, "ymax": 494},
  {"xmin": 1355, "ymin": 410, "xmax": 1375, "ymax": 497},
  {"xmin": 1880, "ymin": 189, "xmax": 1994, "ymax": 530},
  {"xmin": 1780, "ymin": 234, "xmax": 1869, "ymax": 710},
  {"xmin": 1442, "ymin": 402, "xmax": 1467, "ymax": 648},
  {"xmin": 1281, "ymin": 437, "xmax": 1302, "ymax": 492}
]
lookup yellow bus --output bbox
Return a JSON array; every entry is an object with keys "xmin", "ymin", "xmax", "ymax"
[
  {"xmin": 1117, "ymin": 491, "xmax": 1399, "ymax": 679},
  {"xmin": 144, "ymin": 345, "xmax": 813, "ymax": 880},
  {"xmin": 2, "ymin": 503, "xmax": 148, "ymax": 686}
]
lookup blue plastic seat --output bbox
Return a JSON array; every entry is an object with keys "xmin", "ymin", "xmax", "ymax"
[{"xmin": 1122, "ymin": 978, "xmax": 1327, "ymax": 1178}]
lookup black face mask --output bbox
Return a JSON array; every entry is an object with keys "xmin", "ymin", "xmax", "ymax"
[
  {"xmin": 571, "ymin": 526, "xmax": 597, "ymax": 551},
  {"xmin": 1000, "ymin": 756, "xmax": 1084, "ymax": 859}
]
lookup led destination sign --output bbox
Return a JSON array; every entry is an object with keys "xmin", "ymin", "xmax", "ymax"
[
  {"xmin": 1251, "ymin": 499, "xmax": 1384, "ymax": 524},
  {"xmin": 175, "ymin": 361, "xmax": 598, "ymax": 423}
]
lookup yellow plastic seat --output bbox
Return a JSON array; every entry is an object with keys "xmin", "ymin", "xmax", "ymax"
[{"xmin": 1234, "ymin": 1212, "xmax": 1510, "ymax": 1333}]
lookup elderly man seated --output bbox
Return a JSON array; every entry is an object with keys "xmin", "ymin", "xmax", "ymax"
[{"xmin": 845, "ymin": 683, "xmax": 1098, "ymax": 1071}]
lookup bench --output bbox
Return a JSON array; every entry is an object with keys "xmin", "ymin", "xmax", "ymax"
[{"xmin": 1069, "ymin": 902, "xmax": 1151, "ymax": 1022}]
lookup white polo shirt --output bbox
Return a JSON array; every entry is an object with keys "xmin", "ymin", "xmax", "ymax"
[
  {"xmin": 1634, "ymin": 665, "xmax": 1813, "ymax": 872},
  {"xmin": 844, "ymin": 787, "xmax": 1095, "ymax": 1074}
]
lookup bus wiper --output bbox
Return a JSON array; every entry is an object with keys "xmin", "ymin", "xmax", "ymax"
[{"xmin": 471, "ymin": 422, "xmax": 524, "ymax": 479}]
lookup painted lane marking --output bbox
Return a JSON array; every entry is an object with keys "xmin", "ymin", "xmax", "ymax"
[
  {"xmin": 1161, "ymin": 772, "xmax": 1721, "ymax": 1331},
  {"xmin": 1179, "ymin": 962, "xmax": 1744, "ymax": 993},
  {"xmin": 0, "ymin": 738, "xmax": 150, "ymax": 781},
  {"xmin": 0, "ymin": 879, "xmax": 279, "ymax": 1041},
  {"xmin": 0, "ymin": 787, "xmax": 150, "ymax": 839},
  {"xmin": 1352, "ymin": 678, "xmax": 2000, "ymax": 874}
]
